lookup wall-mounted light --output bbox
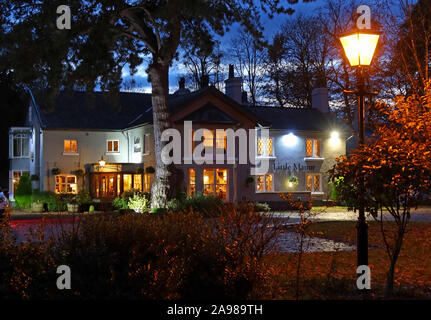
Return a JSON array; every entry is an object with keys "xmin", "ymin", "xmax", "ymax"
[
  {"xmin": 330, "ymin": 131, "xmax": 340, "ymax": 147},
  {"xmin": 282, "ymin": 133, "xmax": 298, "ymax": 147},
  {"xmin": 98, "ymin": 156, "xmax": 106, "ymax": 167}
]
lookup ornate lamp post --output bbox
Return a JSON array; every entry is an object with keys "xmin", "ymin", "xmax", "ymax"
[{"xmin": 340, "ymin": 29, "xmax": 380, "ymax": 267}]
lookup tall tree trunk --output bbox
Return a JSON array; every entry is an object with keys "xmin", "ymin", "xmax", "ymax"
[
  {"xmin": 385, "ymin": 232, "xmax": 404, "ymax": 297},
  {"xmin": 148, "ymin": 62, "xmax": 171, "ymax": 209}
]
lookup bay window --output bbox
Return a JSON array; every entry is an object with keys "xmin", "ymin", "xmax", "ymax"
[{"xmin": 12, "ymin": 134, "xmax": 29, "ymax": 158}]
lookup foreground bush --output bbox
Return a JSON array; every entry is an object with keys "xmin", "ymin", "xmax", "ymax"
[
  {"xmin": 167, "ymin": 193, "xmax": 224, "ymax": 217},
  {"xmin": 0, "ymin": 203, "xmax": 283, "ymax": 299}
]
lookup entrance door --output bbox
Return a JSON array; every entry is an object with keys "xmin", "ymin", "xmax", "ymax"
[{"xmin": 101, "ymin": 174, "xmax": 116, "ymax": 198}]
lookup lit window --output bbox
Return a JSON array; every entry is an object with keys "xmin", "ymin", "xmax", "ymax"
[
  {"xmin": 188, "ymin": 169, "xmax": 196, "ymax": 196},
  {"xmin": 107, "ymin": 140, "xmax": 119, "ymax": 152},
  {"xmin": 133, "ymin": 174, "xmax": 142, "ymax": 191},
  {"xmin": 55, "ymin": 175, "xmax": 77, "ymax": 194},
  {"xmin": 256, "ymin": 137, "xmax": 273, "ymax": 156},
  {"xmin": 305, "ymin": 139, "xmax": 320, "ymax": 157},
  {"xmin": 12, "ymin": 171, "xmax": 30, "ymax": 194},
  {"xmin": 12, "ymin": 134, "xmax": 29, "ymax": 158},
  {"xmin": 123, "ymin": 174, "xmax": 132, "ymax": 191},
  {"xmin": 64, "ymin": 140, "xmax": 77, "ymax": 153},
  {"xmin": 143, "ymin": 173, "xmax": 152, "ymax": 193},
  {"xmin": 203, "ymin": 129, "xmax": 214, "ymax": 147},
  {"xmin": 215, "ymin": 130, "xmax": 227, "ymax": 151},
  {"xmin": 306, "ymin": 174, "xmax": 322, "ymax": 193},
  {"xmin": 256, "ymin": 174, "xmax": 274, "ymax": 192},
  {"xmin": 203, "ymin": 168, "xmax": 228, "ymax": 200}
]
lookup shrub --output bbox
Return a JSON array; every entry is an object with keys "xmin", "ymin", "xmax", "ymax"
[
  {"xmin": 128, "ymin": 193, "xmax": 149, "ymax": 213},
  {"xmin": 0, "ymin": 202, "xmax": 283, "ymax": 299},
  {"xmin": 14, "ymin": 174, "xmax": 32, "ymax": 209},
  {"xmin": 167, "ymin": 193, "xmax": 224, "ymax": 217},
  {"xmin": 253, "ymin": 202, "xmax": 271, "ymax": 212},
  {"xmin": 76, "ymin": 189, "xmax": 91, "ymax": 205},
  {"xmin": 112, "ymin": 197, "xmax": 128, "ymax": 210}
]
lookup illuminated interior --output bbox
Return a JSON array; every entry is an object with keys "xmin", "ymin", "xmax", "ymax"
[
  {"xmin": 123, "ymin": 174, "xmax": 132, "ymax": 191},
  {"xmin": 55, "ymin": 175, "xmax": 77, "ymax": 194},
  {"xmin": 203, "ymin": 168, "xmax": 228, "ymax": 200},
  {"xmin": 64, "ymin": 139, "xmax": 77, "ymax": 153},
  {"xmin": 133, "ymin": 174, "xmax": 142, "ymax": 191},
  {"xmin": 188, "ymin": 169, "xmax": 196, "ymax": 196}
]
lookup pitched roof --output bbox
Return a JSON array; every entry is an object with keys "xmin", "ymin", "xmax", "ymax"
[
  {"xmin": 34, "ymin": 91, "xmax": 154, "ymax": 130},
  {"xmin": 31, "ymin": 88, "xmax": 350, "ymax": 132},
  {"xmin": 246, "ymin": 106, "xmax": 350, "ymax": 132}
]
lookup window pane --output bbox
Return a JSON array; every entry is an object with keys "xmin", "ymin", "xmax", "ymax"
[
  {"xmin": 216, "ymin": 131, "xmax": 226, "ymax": 150},
  {"xmin": 314, "ymin": 175, "xmax": 321, "ymax": 191},
  {"xmin": 133, "ymin": 174, "xmax": 142, "ymax": 191},
  {"xmin": 203, "ymin": 129, "xmax": 214, "ymax": 147},
  {"xmin": 306, "ymin": 174, "xmax": 313, "ymax": 191},
  {"xmin": 315, "ymin": 140, "xmax": 321, "ymax": 157},
  {"xmin": 22, "ymin": 138, "xmax": 29, "ymax": 156},
  {"xmin": 267, "ymin": 138, "xmax": 273, "ymax": 156},
  {"xmin": 257, "ymin": 138, "xmax": 263, "ymax": 156},
  {"xmin": 123, "ymin": 174, "xmax": 132, "ymax": 191},
  {"xmin": 306, "ymin": 139, "xmax": 313, "ymax": 157},
  {"xmin": 114, "ymin": 140, "xmax": 119, "ymax": 152},
  {"xmin": 64, "ymin": 140, "xmax": 70, "ymax": 152},
  {"xmin": 216, "ymin": 169, "xmax": 227, "ymax": 184},
  {"xmin": 117, "ymin": 175, "xmax": 121, "ymax": 195},
  {"xmin": 203, "ymin": 169, "xmax": 214, "ymax": 185},
  {"xmin": 188, "ymin": 169, "xmax": 195, "ymax": 196},
  {"xmin": 67, "ymin": 176, "xmax": 76, "ymax": 184},
  {"xmin": 13, "ymin": 138, "xmax": 21, "ymax": 157},
  {"xmin": 265, "ymin": 174, "xmax": 273, "ymax": 191},
  {"xmin": 216, "ymin": 184, "xmax": 227, "ymax": 200},
  {"xmin": 108, "ymin": 140, "xmax": 112, "ymax": 152},
  {"xmin": 71, "ymin": 140, "xmax": 77, "ymax": 152},
  {"xmin": 256, "ymin": 175, "xmax": 264, "ymax": 191}
]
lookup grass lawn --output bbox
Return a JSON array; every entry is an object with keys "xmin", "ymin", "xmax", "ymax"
[{"xmin": 265, "ymin": 221, "xmax": 431, "ymax": 299}]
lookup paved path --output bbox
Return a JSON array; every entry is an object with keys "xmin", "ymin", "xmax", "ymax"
[{"xmin": 270, "ymin": 207, "xmax": 431, "ymax": 223}]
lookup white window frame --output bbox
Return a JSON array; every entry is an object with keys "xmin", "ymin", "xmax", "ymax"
[
  {"xmin": 305, "ymin": 173, "xmax": 323, "ymax": 194},
  {"xmin": 55, "ymin": 174, "xmax": 78, "ymax": 194},
  {"xmin": 256, "ymin": 136, "xmax": 275, "ymax": 158},
  {"xmin": 106, "ymin": 139, "xmax": 120, "ymax": 153},
  {"xmin": 63, "ymin": 139, "xmax": 79, "ymax": 155},
  {"xmin": 11, "ymin": 133, "xmax": 30, "ymax": 158},
  {"xmin": 305, "ymin": 139, "xmax": 321, "ymax": 158},
  {"xmin": 255, "ymin": 173, "xmax": 274, "ymax": 193}
]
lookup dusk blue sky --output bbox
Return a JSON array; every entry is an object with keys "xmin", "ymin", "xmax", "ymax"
[{"xmin": 122, "ymin": 0, "xmax": 326, "ymax": 93}]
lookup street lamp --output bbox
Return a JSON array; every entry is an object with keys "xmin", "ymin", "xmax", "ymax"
[{"xmin": 340, "ymin": 29, "xmax": 380, "ymax": 268}]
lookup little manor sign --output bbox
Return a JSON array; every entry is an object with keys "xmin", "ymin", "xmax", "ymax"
[{"xmin": 273, "ymin": 162, "xmax": 316, "ymax": 173}]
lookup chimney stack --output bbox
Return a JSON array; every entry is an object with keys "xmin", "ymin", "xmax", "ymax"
[
  {"xmin": 225, "ymin": 64, "xmax": 243, "ymax": 104},
  {"xmin": 201, "ymin": 74, "xmax": 209, "ymax": 88},
  {"xmin": 179, "ymin": 77, "xmax": 185, "ymax": 89},
  {"xmin": 312, "ymin": 88, "xmax": 329, "ymax": 113},
  {"xmin": 173, "ymin": 77, "xmax": 190, "ymax": 96}
]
